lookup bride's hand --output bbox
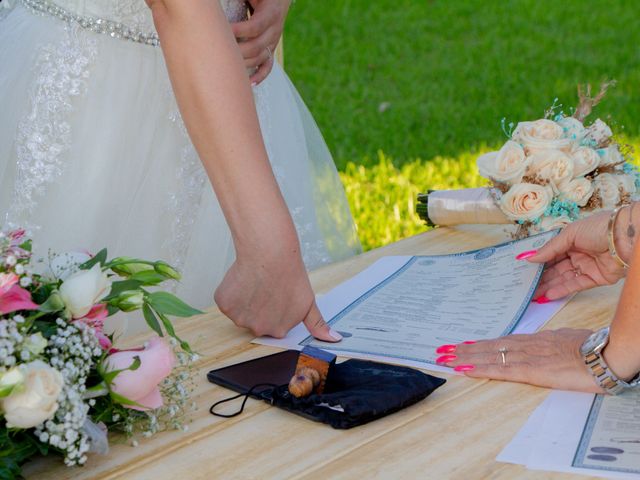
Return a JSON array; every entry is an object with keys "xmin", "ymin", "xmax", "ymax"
[
  {"xmin": 524, "ymin": 211, "xmax": 628, "ymax": 301},
  {"xmin": 214, "ymin": 245, "xmax": 342, "ymax": 342},
  {"xmin": 232, "ymin": 0, "xmax": 292, "ymax": 85}
]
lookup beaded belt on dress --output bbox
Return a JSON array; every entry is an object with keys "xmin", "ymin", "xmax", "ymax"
[{"xmin": 20, "ymin": 0, "xmax": 160, "ymax": 46}]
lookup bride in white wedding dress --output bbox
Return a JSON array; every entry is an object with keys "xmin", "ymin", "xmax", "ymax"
[{"xmin": 0, "ymin": 0, "xmax": 361, "ymax": 337}]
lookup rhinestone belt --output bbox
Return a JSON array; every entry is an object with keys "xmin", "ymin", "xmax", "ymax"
[{"xmin": 21, "ymin": 0, "xmax": 160, "ymax": 46}]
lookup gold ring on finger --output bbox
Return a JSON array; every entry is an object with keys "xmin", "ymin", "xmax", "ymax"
[{"xmin": 498, "ymin": 347, "xmax": 508, "ymax": 367}]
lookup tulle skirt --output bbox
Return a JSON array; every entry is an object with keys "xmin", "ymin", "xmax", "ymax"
[{"xmin": 0, "ymin": 5, "xmax": 361, "ymax": 334}]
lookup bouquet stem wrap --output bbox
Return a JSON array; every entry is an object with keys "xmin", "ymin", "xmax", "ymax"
[{"xmin": 417, "ymin": 188, "xmax": 510, "ymax": 227}]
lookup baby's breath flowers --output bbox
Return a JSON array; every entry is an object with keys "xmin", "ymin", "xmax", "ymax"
[{"xmin": 0, "ymin": 229, "xmax": 200, "ymax": 478}]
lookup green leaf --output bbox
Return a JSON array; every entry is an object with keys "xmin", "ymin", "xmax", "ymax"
[
  {"xmin": 109, "ymin": 391, "xmax": 145, "ymax": 409},
  {"xmin": 142, "ymin": 304, "xmax": 163, "ymax": 337},
  {"xmin": 102, "ymin": 356, "xmax": 141, "ymax": 385},
  {"xmin": 157, "ymin": 312, "xmax": 192, "ymax": 354},
  {"xmin": 80, "ymin": 248, "xmax": 108, "ymax": 270},
  {"xmin": 103, "ymin": 279, "xmax": 143, "ymax": 301},
  {"xmin": 130, "ymin": 270, "xmax": 167, "ymax": 286},
  {"xmin": 147, "ymin": 292, "xmax": 203, "ymax": 318}
]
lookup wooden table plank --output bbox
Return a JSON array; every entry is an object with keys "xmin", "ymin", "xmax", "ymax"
[{"xmin": 23, "ymin": 226, "xmax": 623, "ymax": 479}]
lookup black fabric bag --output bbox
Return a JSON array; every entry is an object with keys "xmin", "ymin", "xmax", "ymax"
[{"xmin": 210, "ymin": 357, "xmax": 446, "ymax": 429}]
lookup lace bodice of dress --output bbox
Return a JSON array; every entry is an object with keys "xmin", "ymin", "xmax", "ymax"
[{"xmin": 49, "ymin": 0, "xmax": 248, "ymax": 32}]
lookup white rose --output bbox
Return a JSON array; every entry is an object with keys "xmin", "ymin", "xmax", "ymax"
[
  {"xmin": 571, "ymin": 146, "xmax": 600, "ymax": 178},
  {"xmin": 559, "ymin": 177, "xmax": 594, "ymax": 207},
  {"xmin": 477, "ymin": 141, "xmax": 528, "ymax": 185},
  {"xmin": 513, "ymin": 119, "xmax": 574, "ymax": 155},
  {"xmin": 527, "ymin": 150, "xmax": 574, "ymax": 191},
  {"xmin": 0, "ymin": 361, "xmax": 63, "ymax": 429},
  {"xmin": 499, "ymin": 183, "xmax": 554, "ymax": 222},
  {"xmin": 534, "ymin": 215, "xmax": 572, "ymax": 233},
  {"xmin": 557, "ymin": 116, "xmax": 586, "ymax": 141},
  {"xmin": 597, "ymin": 145, "xmax": 625, "ymax": 167},
  {"xmin": 59, "ymin": 263, "xmax": 111, "ymax": 319},
  {"xmin": 614, "ymin": 174, "xmax": 637, "ymax": 196},
  {"xmin": 594, "ymin": 173, "xmax": 621, "ymax": 209},
  {"xmin": 584, "ymin": 118, "xmax": 613, "ymax": 148}
]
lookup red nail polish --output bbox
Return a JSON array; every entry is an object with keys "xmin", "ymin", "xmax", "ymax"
[
  {"xmin": 535, "ymin": 296, "xmax": 551, "ymax": 304},
  {"xmin": 516, "ymin": 250, "xmax": 538, "ymax": 261},
  {"xmin": 462, "ymin": 340, "xmax": 477, "ymax": 345},
  {"xmin": 454, "ymin": 364, "xmax": 475, "ymax": 372},
  {"xmin": 435, "ymin": 354, "xmax": 457, "ymax": 364},
  {"xmin": 436, "ymin": 344, "xmax": 457, "ymax": 354}
]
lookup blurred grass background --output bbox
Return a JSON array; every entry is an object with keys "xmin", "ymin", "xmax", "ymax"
[{"xmin": 284, "ymin": 0, "xmax": 640, "ymax": 251}]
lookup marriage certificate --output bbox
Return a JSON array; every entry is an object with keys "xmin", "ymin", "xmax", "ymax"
[{"xmin": 256, "ymin": 230, "xmax": 566, "ymax": 371}]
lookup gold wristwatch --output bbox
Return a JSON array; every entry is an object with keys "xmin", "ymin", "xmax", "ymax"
[{"xmin": 581, "ymin": 327, "xmax": 640, "ymax": 395}]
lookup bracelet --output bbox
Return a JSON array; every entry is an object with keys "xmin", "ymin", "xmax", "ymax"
[{"xmin": 608, "ymin": 206, "xmax": 631, "ymax": 269}]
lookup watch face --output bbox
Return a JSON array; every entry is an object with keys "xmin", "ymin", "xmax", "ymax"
[{"xmin": 581, "ymin": 327, "xmax": 610, "ymax": 356}]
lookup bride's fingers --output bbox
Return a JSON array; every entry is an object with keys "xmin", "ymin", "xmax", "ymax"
[
  {"xmin": 541, "ymin": 273, "xmax": 598, "ymax": 300},
  {"xmin": 302, "ymin": 302, "xmax": 342, "ymax": 343},
  {"xmin": 244, "ymin": 46, "xmax": 271, "ymax": 69},
  {"xmin": 250, "ymin": 56, "xmax": 274, "ymax": 85}
]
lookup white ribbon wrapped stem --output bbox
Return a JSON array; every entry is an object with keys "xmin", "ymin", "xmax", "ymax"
[{"xmin": 427, "ymin": 188, "xmax": 510, "ymax": 226}]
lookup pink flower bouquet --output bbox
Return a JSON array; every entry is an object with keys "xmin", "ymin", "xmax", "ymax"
[{"xmin": 0, "ymin": 229, "xmax": 201, "ymax": 477}]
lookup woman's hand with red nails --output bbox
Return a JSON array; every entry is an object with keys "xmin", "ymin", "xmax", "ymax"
[
  {"xmin": 526, "ymin": 211, "xmax": 627, "ymax": 301},
  {"xmin": 437, "ymin": 329, "xmax": 604, "ymax": 393}
]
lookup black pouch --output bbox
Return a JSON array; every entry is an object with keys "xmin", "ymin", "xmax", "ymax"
[{"xmin": 209, "ymin": 355, "xmax": 446, "ymax": 429}]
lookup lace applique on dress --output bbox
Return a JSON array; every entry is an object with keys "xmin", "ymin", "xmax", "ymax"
[
  {"xmin": 165, "ymin": 95, "xmax": 208, "ymax": 275},
  {"xmin": 253, "ymin": 84, "xmax": 331, "ymax": 270},
  {"xmin": 5, "ymin": 24, "xmax": 98, "ymax": 229}
]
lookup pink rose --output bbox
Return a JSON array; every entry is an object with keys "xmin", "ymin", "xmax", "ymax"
[
  {"xmin": 103, "ymin": 336, "xmax": 175, "ymax": 411},
  {"xmin": 0, "ymin": 273, "xmax": 38, "ymax": 315}
]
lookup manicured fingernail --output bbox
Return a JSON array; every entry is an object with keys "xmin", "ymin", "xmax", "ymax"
[
  {"xmin": 534, "ymin": 296, "xmax": 551, "ymax": 304},
  {"xmin": 454, "ymin": 364, "xmax": 475, "ymax": 372},
  {"xmin": 462, "ymin": 340, "xmax": 477, "ymax": 345},
  {"xmin": 516, "ymin": 250, "xmax": 538, "ymax": 260},
  {"xmin": 436, "ymin": 344, "xmax": 457, "ymax": 354},
  {"xmin": 436, "ymin": 354, "xmax": 457, "ymax": 364},
  {"xmin": 329, "ymin": 328, "xmax": 343, "ymax": 341}
]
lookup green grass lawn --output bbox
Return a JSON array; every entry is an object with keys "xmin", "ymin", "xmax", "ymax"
[{"xmin": 284, "ymin": 0, "xmax": 640, "ymax": 250}]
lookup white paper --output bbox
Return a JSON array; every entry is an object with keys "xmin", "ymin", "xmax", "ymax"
[
  {"xmin": 500, "ymin": 390, "xmax": 640, "ymax": 479},
  {"xmin": 255, "ymin": 231, "xmax": 569, "ymax": 373}
]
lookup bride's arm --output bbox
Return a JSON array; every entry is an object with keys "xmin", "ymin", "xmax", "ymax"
[{"xmin": 146, "ymin": 0, "xmax": 340, "ymax": 341}]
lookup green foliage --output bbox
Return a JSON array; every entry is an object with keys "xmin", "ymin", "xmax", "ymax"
[
  {"xmin": 286, "ymin": 0, "xmax": 640, "ymax": 170},
  {"xmin": 340, "ymin": 150, "xmax": 488, "ymax": 250},
  {"xmin": 286, "ymin": 1, "xmax": 640, "ymax": 250}
]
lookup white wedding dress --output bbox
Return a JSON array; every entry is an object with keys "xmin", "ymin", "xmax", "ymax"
[{"xmin": 0, "ymin": 0, "xmax": 361, "ymax": 333}]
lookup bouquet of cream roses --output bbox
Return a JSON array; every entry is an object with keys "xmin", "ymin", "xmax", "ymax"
[
  {"xmin": 0, "ymin": 228, "xmax": 201, "ymax": 478},
  {"xmin": 417, "ymin": 83, "xmax": 639, "ymax": 236}
]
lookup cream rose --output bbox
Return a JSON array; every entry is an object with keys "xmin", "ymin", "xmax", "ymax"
[
  {"xmin": 594, "ymin": 173, "xmax": 621, "ymax": 209},
  {"xmin": 584, "ymin": 118, "xmax": 613, "ymax": 148},
  {"xmin": 512, "ymin": 119, "xmax": 574, "ymax": 154},
  {"xmin": 0, "ymin": 361, "xmax": 63, "ymax": 429},
  {"xmin": 559, "ymin": 177, "xmax": 594, "ymax": 207},
  {"xmin": 527, "ymin": 150, "xmax": 574, "ymax": 191},
  {"xmin": 534, "ymin": 215, "xmax": 572, "ymax": 233},
  {"xmin": 59, "ymin": 263, "xmax": 111, "ymax": 319},
  {"xmin": 598, "ymin": 145, "xmax": 625, "ymax": 167},
  {"xmin": 477, "ymin": 141, "xmax": 528, "ymax": 185},
  {"xmin": 571, "ymin": 146, "xmax": 600, "ymax": 178},
  {"xmin": 499, "ymin": 183, "xmax": 554, "ymax": 222},
  {"xmin": 557, "ymin": 116, "xmax": 586, "ymax": 141}
]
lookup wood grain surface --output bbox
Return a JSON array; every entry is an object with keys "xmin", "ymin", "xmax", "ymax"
[{"xmin": 25, "ymin": 225, "xmax": 620, "ymax": 479}]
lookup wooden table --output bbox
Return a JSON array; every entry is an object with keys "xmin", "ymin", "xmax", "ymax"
[{"xmin": 26, "ymin": 225, "xmax": 622, "ymax": 480}]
